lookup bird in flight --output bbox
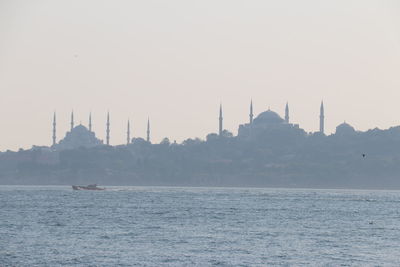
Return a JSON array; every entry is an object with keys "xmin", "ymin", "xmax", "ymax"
[{"xmin": 362, "ymin": 154, "xmax": 366, "ymax": 158}]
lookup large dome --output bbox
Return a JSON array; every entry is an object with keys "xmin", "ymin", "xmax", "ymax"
[
  {"xmin": 253, "ymin": 110, "xmax": 284, "ymax": 125},
  {"xmin": 55, "ymin": 124, "xmax": 103, "ymax": 150},
  {"xmin": 71, "ymin": 124, "xmax": 89, "ymax": 133},
  {"xmin": 335, "ymin": 122, "xmax": 356, "ymax": 135}
]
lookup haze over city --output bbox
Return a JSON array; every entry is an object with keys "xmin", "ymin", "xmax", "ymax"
[
  {"xmin": 0, "ymin": 0, "xmax": 399, "ymax": 151},
  {"xmin": 4, "ymin": 2, "xmax": 400, "ymax": 266}
]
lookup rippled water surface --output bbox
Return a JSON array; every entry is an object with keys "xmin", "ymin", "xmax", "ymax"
[{"xmin": 1, "ymin": 186, "xmax": 400, "ymax": 266}]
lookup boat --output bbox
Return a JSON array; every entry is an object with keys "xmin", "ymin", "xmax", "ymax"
[{"xmin": 72, "ymin": 184, "xmax": 105, "ymax": 191}]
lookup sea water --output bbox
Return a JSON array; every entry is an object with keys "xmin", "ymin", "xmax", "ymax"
[{"xmin": 1, "ymin": 186, "xmax": 400, "ymax": 266}]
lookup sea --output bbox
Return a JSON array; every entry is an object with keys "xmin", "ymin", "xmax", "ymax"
[{"xmin": 1, "ymin": 186, "xmax": 400, "ymax": 266}]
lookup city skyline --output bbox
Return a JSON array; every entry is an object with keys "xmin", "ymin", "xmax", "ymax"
[
  {"xmin": 52, "ymin": 101, "xmax": 320, "ymax": 148},
  {"xmin": 2, "ymin": 2, "xmax": 400, "ymax": 266},
  {"xmin": 1, "ymin": 1, "xmax": 399, "ymax": 150},
  {"xmin": 1, "ymin": 97, "xmax": 400, "ymax": 151},
  {"xmin": 40, "ymin": 99, "xmax": 383, "ymax": 150}
]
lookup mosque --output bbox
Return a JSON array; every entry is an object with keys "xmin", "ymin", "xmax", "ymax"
[
  {"xmin": 51, "ymin": 111, "xmax": 152, "ymax": 151},
  {"xmin": 51, "ymin": 112, "xmax": 102, "ymax": 150},
  {"xmin": 225, "ymin": 101, "xmax": 326, "ymax": 138},
  {"xmin": 51, "ymin": 101, "xmax": 355, "ymax": 150}
]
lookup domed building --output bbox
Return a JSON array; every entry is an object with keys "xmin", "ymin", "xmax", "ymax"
[
  {"xmin": 253, "ymin": 110, "xmax": 285, "ymax": 125},
  {"xmin": 237, "ymin": 103, "xmax": 304, "ymax": 139},
  {"xmin": 51, "ymin": 111, "xmax": 104, "ymax": 151},
  {"xmin": 55, "ymin": 124, "xmax": 103, "ymax": 150},
  {"xmin": 335, "ymin": 122, "xmax": 356, "ymax": 136}
]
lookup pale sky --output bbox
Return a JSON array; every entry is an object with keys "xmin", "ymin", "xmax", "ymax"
[{"xmin": 0, "ymin": 0, "xmax": 399, "ymax": 151}]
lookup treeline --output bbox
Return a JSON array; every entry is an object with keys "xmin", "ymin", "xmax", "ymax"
[{"xmin": 2, "ymin": 126, "xmax": 400, "ymax": 189}]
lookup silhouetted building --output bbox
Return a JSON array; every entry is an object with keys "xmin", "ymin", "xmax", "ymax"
[
  {"xmin": 285, "ymin": 102, "xmax": 289, "ymax": 123},
  {"xmin": 54, "ymin": 124, "xmax": 103, "ymax": 150},
  {"xmin": 106, "ymin": 112, "xmax": 110, "ymax": 145},
  {"xmin": 249, "ymin": 100, "xmax": 254, "ymax": 124},
  {"xmin": 70, "ymin": 111, "xmax": 74, "ymax": 131},
  {"xmin": 219, "ymin": 104, "xmax": 223, "ymax": 136},
  {"xmin": 52, "ymin": 112, "xmax": 56, "ymax": 146},
  {"xmin": 238, "ymin": 107, "xmax": 303, "ymax": 139},
  {"xmin": 147, "ymin": 118, "xmax": 151, "ymax": 143},
  {"xmin": 335, "ymin": 122, "xmax": 356, "ymax": 136},
  {"xmin": 320, "ymin": 101, "xmax": 325, "ymax": 134},
  {"xmin": 127, "ymin": 119, "xmax": 131, "ymax": 145},
  {"xmin": 89, "ymin": 113, "xmax": 92, "ymax": 132}
]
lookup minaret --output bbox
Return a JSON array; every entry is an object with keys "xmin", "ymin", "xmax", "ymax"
[
  {"xmin": 70, "ymin": 110, "xmax": 74, "ymax": 131},
  {"xmin": 320, "ymin": 101, "xmax": 325, "ymax": 134},
  {"xmin": 219, "ymin": 104, "xmax": 223, "ymax": 136},
  {"xmin": 285, "ymin": 102, "xmax": 289, "ymax": 123},
  {"xmin": 106, "ymin": 112, "xmax": 110, "ymax": 145},
  {"xmin": 249, "ymin": 100, "xmax": 254, "ymax": 124},
  {"xmin": 52, "ymin": 112, "xmax": 56, "ymax": 146},
  {"xmin": 127, "ymin": 119, "xmax": 131, "ymax": 145},
  {"xmin": 88, "ymin": 113, "xmax": 92, "ymax": 132},
  {"xmin": 146, "ymin": 118, "xmax": 150, "ymax": 143}
]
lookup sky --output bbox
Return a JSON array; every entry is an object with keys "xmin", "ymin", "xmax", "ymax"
[{"xmin": 0, "ymin": 0, "xmax": 399, "ymax": 151}]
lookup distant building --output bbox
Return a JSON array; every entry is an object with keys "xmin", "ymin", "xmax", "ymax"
[
  {"xmin": 219, "ymin": 104, "xmax": 223, "ymax": 136},
  {"xmin": 238, "ymin": 103, "xmax": 304, "ymax": 139},
  {"xmin": 53, "ymin": 124, "xmax": 103, "ymax": 150},
  {"xmin": 147, "ymin": 118, "xmax": 151, "ymax": 143},
  {"xmin": 320, "ymin": 101, "xmax": 325, "ymax": 134},
  {"xmin": 335, "ymin": 122, "xmax": 356, "ymax": 136}
]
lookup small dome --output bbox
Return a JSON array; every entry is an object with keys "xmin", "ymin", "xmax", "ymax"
[
  {"xmin": 335, "ymin": 122, "xmax": 356, "ymax": 135},
  {"xmin": 253, "ymin": 110, "xmax": 284, "ymax": 125}
]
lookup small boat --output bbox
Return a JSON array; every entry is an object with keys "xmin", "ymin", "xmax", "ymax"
[{"xmin": 72, "ymin": 184, "xmax": 105, "ymax": 191}]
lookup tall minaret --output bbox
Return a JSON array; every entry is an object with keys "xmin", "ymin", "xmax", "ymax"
[
  {"xmin": 146, "ymin": 118, "xmax": 150, "ymax": 143},
  {"xmin": 88, "ymin": 113, "xmax": 92, "ymax": 132},
  {"xmin": 70, "ymin": 110, "xmax": 74, "ymax": 131},
  {"xmin": 319, "ymin": 101, "xmax": 325, "ymax": 134},
  {"xmin": 106, "ymin": 112, "xmax": 110, "ymax": 145},
  {"xmin": 219, "ymin": 104, "xmax": 223, "ymax": 136},
  {"xmin": 52, "ymin": 112, "xmax": 56, "ymax": 146},
  {"xmin": 249, "ymin": 100, "xmax": 254, "ymax": 124},
  {"xmin": 285, "ymin": 102, "xmax": 289, "ymax": 123},
  {"xmin": 127, "ymin": 119, "xmax": 131, "ymax": 145}
]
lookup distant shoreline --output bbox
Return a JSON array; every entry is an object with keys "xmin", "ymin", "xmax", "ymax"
[{"xmin": 2, "ymin": 183, "xmax": 400, "ymax": 191}]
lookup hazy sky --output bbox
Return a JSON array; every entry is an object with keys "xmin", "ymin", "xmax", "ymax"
[{"xmin": 0, "ymin": 0, "xmax": 399, "ymax": 150}]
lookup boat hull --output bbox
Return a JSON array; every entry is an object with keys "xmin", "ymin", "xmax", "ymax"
[{"xmin": 72, "ymin": 185, "xmax": 105, "ymax": 191}]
